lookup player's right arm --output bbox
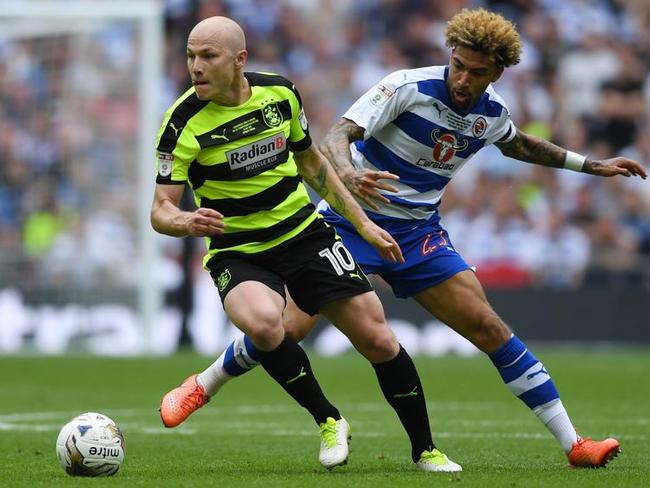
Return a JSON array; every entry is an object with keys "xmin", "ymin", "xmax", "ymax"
[
  {"xmin": 150, "ymin": 184, "xmax": 225, "ymax": 237},
  {"xmin": 320, "ymin": 118, "xmax": 399, "ymax": 210}
]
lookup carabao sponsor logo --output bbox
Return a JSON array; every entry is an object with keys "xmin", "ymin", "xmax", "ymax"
[{"xmin": 431, "ymin": 129, "xmax": 468, "ymax": 164}]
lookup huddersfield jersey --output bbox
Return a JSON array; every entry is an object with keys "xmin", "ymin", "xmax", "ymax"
[
  {"xmin": 155, "ymin": 72, "xmax": 318, "ymax": 260},
  {"xmin": 328, "ymin": 66, "xmax": 516, "ymax": 225}
]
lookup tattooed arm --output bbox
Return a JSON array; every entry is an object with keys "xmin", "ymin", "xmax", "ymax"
[
  {"xmin": 496, "ymin": 129, "xmax": 647, "ymax": 179},
  {"xmin": 293, "ymin": 144, "xmax": 403, "ymax": 262},
  {"xmin": 320, "ymin": 118, "xmax": 400, "ymax": 210}
]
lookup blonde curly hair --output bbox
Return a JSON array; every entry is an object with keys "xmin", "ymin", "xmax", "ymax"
[{"xmin": 445, "ymin": 8, "xmax": 521, "ymax": 68}]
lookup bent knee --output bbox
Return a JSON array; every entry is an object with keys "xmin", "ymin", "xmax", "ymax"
[
  {"xmin": 471, "ymin": 312, "xmax": 510, "ymax": 353},
  {"xmin": 240, "ymin": 313, "xmax": 284, "ymax": 351},
  {"xmin": 356, "ymin": 325, "xmax": 399, "ymax": 362}
]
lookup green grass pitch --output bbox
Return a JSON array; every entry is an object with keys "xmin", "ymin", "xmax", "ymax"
[{"xmin": 1, "ymin": 349, "xmax": 648, "ymax": 487}]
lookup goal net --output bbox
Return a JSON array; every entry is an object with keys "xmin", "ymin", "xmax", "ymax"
[{"xmin": 0, "ymin": 1, "xmax": 164, "ymax": 354}]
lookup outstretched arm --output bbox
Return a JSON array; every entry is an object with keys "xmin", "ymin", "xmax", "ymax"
[
  {"xmin": 293, "ymin": 144, "xmax": 404, "ymax": 263},
  {"xmin": 495, "ymin": 129, "xmax": 647, "ymax": 179},
  {"xmin": 320, "ymin": 118, "xmax": 400, "ymax": 210}
]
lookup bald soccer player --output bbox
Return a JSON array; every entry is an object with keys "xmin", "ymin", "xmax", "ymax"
[{"xmin": 152, "ymin": 16, "xmax": 461, "ymax": 473}]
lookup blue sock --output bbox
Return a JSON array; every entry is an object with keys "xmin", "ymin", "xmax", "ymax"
[
  {"xmin": 222, "ymin": 335, "xmax": 261, "ymax": 376},
  {"xmin": 489, "ymin": 335, "xmax": 559, "ymax": 410}
]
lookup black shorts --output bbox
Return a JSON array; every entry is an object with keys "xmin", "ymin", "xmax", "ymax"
[{"xmin": 206, "ymin": 219, "xmax": 373, "ymax": 315}]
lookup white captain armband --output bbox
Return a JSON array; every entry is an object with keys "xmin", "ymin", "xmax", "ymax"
[{"xmin": 563, "ymin": 150, "xmax": 586, "ymax": 172}]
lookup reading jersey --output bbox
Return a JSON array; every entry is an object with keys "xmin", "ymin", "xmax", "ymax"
[
  {"xmin": 155, "ymin": 72, "xmax": 318, "ymax": 263},
  {"xmin": 322, "ymin": 65, "xmax": 517, "ymax": 227}
]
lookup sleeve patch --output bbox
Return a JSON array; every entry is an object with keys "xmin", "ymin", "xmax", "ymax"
[
  {"xmin": 298, "ymin": 107, "xmax": 309, "ymax": 131},
  {"xmin": 369, "ymin": 83, "xmax": 395, "ymax": 107},
  {"xmin": 157, "ymin": 151, "xmax": 174, "ymax": 177}
]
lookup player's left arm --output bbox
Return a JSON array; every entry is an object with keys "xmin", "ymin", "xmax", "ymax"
[
  {"xmin": 293, "ymin": 145, "xmax": 404, "ymax": 263},
  {"xmin": 495, "ymin": 128, "xmax": 647, "ymax": 179}
]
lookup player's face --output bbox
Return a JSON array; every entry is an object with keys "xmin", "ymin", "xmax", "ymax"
[
  {"xmin": 187, "ymin": 38, "xmax": 240, "ymax": 102},
  {"xmin": 447, "ymin": 45, "xmax": 503, "ymax": 111}
]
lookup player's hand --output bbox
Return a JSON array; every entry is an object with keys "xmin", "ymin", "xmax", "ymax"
[
  {"xmin": 586, "ymin": 158, "xmax": 648, "ymax": 179},
  {"xmin": 343, "ymin": 169, "xmax": 400, "ymax": 210},
  {"xmin": 185, "ymin": 207, "xmax": 225, "ymax": 236},
  {"xmin": 358, "ymin": 220, "xmax": 405, "ymax": 263}
]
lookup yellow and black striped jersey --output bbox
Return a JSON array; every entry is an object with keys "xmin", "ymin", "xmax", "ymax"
[{"xmin": 155, "ymin": 72, "xmax": 319, "ymax": 262}]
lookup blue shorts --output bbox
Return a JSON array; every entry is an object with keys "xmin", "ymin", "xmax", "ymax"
[{"xmin": 321, "ymin": 208, "xmax": 471, "ymax": 298}]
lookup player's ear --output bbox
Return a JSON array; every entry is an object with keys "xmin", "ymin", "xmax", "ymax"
[{"xmin": 234, "ymin": 49, "xmax": 247, "ymax": 69}]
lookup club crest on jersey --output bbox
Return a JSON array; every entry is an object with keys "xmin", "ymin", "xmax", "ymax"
[
  {"xmin": 471, "ymin": 116, "xmax": 487, "ymax": 137},
  {"xmin": 262, "ymin": 103, "xmax": 283, "ymax": 128},
  {"xmin": 431, "ymin": 129, "xmax": 468, "ymax": 164}
]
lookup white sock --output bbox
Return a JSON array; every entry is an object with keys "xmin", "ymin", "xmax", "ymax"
[
  {"xmin": 197, "ymin": 354, "xmax": 233, "ymax": 396},
  {"xmin": 533, "ymin": 399, "xmax": 579, "ymax": 452}
]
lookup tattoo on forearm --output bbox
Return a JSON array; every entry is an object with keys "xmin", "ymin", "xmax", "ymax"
[
  {"xmin": 525, "ymin": 138, "xmax": 565, "ymax": 168},
  {"xmin": 333, "ymin": 193, "xmax": 348, "ymax": 217},
  {"xmin": 498, "ymin": 131, "xmax": 565, "ymax": 168},
  {"xmin": 304, "ymin": 165, "xmax": 329, "ymax": 198},
  {"xmin": 321, "ymin": 120, "xmax": 364, "ymax": 176}
]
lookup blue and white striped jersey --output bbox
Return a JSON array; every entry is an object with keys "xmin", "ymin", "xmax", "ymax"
[{"xmin": 327, "ymin": 66, "xmax": 517, "ymax": 225}]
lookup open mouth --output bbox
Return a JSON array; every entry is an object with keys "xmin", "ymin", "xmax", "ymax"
[{"xmin": 453, "ymin": 90, "xmax": 469, "ymax": 104}]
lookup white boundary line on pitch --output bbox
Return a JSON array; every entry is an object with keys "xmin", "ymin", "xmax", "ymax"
[
  {"xmin": 0, "ymin": 401, "xmax": 506, "ymax": 422},
  {"xmin": 1, "ymin": 421, "xmax": 645, "ymax": 441},
  {"xmin": 1, "ymin": 408, "xmax": 645, "ymax": 441}
]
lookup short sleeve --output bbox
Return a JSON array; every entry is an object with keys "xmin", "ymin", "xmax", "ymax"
[
  {"xmin": 287, "ymin": 82, "xmax": 312, "ymax": 152},
  {"xmin": 155, "ymin": 111, "xmax": 199, "ymax": 184},
  {"xmin": 342, "ymin": 70, "xmax": 410, "ymax": 137}
]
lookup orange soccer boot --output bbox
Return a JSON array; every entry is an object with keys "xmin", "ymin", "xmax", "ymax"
[
  {"xmin": 567, "ymin": 437, "xmax": 621, "ymax": 468},
  {"xmin": 159, "ymin": 374, "xmax": 210, "ymax": 428}
]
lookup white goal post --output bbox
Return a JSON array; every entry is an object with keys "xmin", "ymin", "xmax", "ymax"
[{"xmin": 0, "ymin": 1, "xmax": 164, "ymax": 353}]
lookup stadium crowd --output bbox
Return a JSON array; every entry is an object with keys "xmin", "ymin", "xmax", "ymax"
[{"xmin": 1, "ymin": 0, "xmax": 649, "ymax": 294}]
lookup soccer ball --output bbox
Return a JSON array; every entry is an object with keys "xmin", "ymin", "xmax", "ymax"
[{"xmin": 55, "ymin": 412, "xmax": 125, "ymax": 476}]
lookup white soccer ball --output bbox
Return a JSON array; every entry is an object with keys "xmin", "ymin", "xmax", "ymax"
[{"xmin": 55, "ymin": 412, "xmax": 125, "ymax": 477}]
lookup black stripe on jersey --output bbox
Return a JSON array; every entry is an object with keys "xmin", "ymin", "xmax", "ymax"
[
  {"xmin": 208, "ymin": 203, "xmax": 315, "ymax": 250},
  {"xmin": 188, "ymin": 148, "xmax": 290, "ymax": 189},
  {"xmin": 200, "ymin": 175, "xmax": 302, "ymax": 217},
  {"xmin": 195, "ymin": 99, "xmax": 293, "ymax": 149},
  {"xmin": 157, "ymin": 93, "xmax": 208, "ymax": 153},
  {"xmin": 498, "ymin": 125, "xmax": 513, "ymax": 142},
  {"xmin": 156, "ymin": 176, "xmax": 187, "ymax": 185},
  {"xmin": 245, "ymin": 72, "xmax": 304, "ymax": 105},
  {"xmin": 288, "ymin": 135, "xmax": 312, "ymax": 153}
]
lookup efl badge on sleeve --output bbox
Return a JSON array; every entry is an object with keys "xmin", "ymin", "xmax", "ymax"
[
  {"xmin": 157, "ymin": 151, "xmax": 174, "ymax": 177},
  {"xmin": 369, "ymin": 83, "xmax": 395, "ymax": 107},
  {"xmin": 298, "ymin": 107, "xmax": 309, "ymax": 131}
]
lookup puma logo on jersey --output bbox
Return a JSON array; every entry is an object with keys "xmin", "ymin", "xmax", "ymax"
[
  {"xmin": 349, "ymin": 272, "xmax": 363, "ymax": 280},
  {"xmin": 211, "ymin": 129, "xmax": 229, "ymax": 142},
  {"xmin": 432, "ymin": 101, "xmax": 449, "ymax": 118},
  {"xmin": 169, "ymin": 122, "xmax": 183, "ymax": 137}
]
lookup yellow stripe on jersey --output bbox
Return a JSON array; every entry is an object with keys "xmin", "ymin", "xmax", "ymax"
[{"xmin": 155, "ymin": 72, "xmax": 317, "ymax": 258}]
